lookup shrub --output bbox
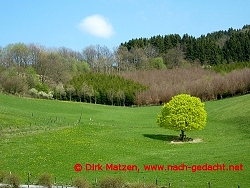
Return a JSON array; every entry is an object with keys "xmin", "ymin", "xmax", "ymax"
[
  {"xmin": 29, "ymin": 88, "xmax": 38, "ymax": 97},
  {"xmin": 47, "ymin": 91, "xmax": 53, "ymax": 99},
  {"xmin": 37, "ymin": 91, "xmax": 53, "ymax": 99},
  {"xmin": 35, "ymin": 83, "xmax": 49, "ymax": 93},
  {"xmin": 99, "ymin": 177, "xmax": 124, "ymax": 188},
  {"xmin": 72, "ymin": 177, "xmax": 90, "ymax": 188},
  {"xmin": 3, "ymin": 173, "xmax": 20, "ymax": 188},
  {"xmin": 37, "ymin": 173, "xmax": 52, "ymax": 188},
  {"xmin": 0, "ymin": 171, "xmax": 8, "ymax": 183},
  {"xmin": 38, "ymin": 91, "xmax": 48, "ymax": 99},
  {"xmin": 29, "ymin": 88, "xmax": 53, "ymax": 99}
]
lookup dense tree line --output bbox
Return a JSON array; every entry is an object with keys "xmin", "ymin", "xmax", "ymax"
[
  {"xmin": 121, "ymin": 25, "xmax": 250, "ymax": 66},
  {"xmin": 70, "ymin": 73, "xmax": 147, "ymax": 105}
]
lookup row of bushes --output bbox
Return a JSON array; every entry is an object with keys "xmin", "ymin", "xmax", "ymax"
[
  {"xmin": 28, "ymin": 88, "xmax": 53, "ymax": 99},
  {"xmin": 123, "ymin": 66, "xmax": 250, "ymax": 105},
  {"xmin": 2, "ymin": 65, "xmax": 250, "ymax": 106},
  {"xmin": 0, "ymin": 171, "xmax": 158, "ymax": 188}
]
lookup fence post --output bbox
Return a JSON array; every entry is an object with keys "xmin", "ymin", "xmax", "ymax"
[
  {"xmin": 27, "ymin": 172, "xmax": 30, "ymax": 188},
  {"xmin": 168, "ymin": 178, "xmax": 171, "ymax": 187},
  {"xmin": 208, "ymin": 182, "xmax": 211, "ymax": 188},
  {"xmin": 180, "ymin": 180, "xmax": 184, "ymax": 188}
]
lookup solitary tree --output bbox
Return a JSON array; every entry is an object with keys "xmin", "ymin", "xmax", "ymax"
[{"xmin": 157, "ymin": 94, "xmax": 207, "ymax": 141}]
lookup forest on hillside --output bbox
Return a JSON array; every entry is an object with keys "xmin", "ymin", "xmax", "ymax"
[
  {"xmin": 121, "ymin": 24, "xmax": 250, "ymax": 67},
  {"xmin": 0, "ymin": 25, "xmax": 250, "ymax": 105}
]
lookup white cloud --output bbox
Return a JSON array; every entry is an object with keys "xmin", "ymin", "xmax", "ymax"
[{"xmin": 78, "ymin": 14, "xmax": 115, "ymax": 39}]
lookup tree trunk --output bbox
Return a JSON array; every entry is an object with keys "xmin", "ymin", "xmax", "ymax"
[{"xmin": 180, "ymin": 130, "xmax": 185, "ymax": 141}]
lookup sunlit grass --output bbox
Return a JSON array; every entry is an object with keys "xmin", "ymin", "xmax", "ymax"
[{"xmin": 0, "ymin": 94, "xmax": 249, "ymax": 187}]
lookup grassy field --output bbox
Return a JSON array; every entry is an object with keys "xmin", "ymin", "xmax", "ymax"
[{"xmin": 0, "ymin": 94, "xmax": 249, "ymax": 187}]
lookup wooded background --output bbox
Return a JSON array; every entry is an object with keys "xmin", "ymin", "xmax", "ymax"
[{"xmin": 1, "ymin": 25, "xmax": 250, "ymax": 105}]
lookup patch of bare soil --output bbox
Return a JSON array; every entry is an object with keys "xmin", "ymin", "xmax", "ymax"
[{"xmin": 170, "ymin": 138, "xmax": 203, "ymax": 144}]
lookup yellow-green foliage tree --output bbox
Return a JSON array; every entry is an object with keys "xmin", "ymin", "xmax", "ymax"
[{"xmin": 157, "ymin": 94, "xmax": 207, "ymax": 141}]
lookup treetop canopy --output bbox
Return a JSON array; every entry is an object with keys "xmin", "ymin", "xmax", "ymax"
[{"xmin": 157, "ymin": 94, "xmax": 207, "ymax": 132}]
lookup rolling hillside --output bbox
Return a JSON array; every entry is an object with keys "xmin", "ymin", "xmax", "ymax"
[{"xmin": 0, "ymin": 94, "xmax": 249, "ymax": 187}]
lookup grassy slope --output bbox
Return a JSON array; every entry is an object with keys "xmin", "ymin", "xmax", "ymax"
[{"xmin": 0, "ymin": 94, "xmax": 249, "ymax": 187}]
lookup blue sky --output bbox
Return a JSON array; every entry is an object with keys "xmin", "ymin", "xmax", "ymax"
[{"xmin": 0, "ymin": 0, "xmax": 249, "ymax": 51}]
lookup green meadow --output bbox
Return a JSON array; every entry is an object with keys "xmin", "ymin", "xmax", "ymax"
[{"xmin": 0, "ymin": 94, "xmax": 249, "ymax": 187}]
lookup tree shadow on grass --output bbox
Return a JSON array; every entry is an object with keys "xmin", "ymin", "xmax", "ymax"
[{"xmin": 143, "ymin": 134, "xmax": 179, "ymax": 141}]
